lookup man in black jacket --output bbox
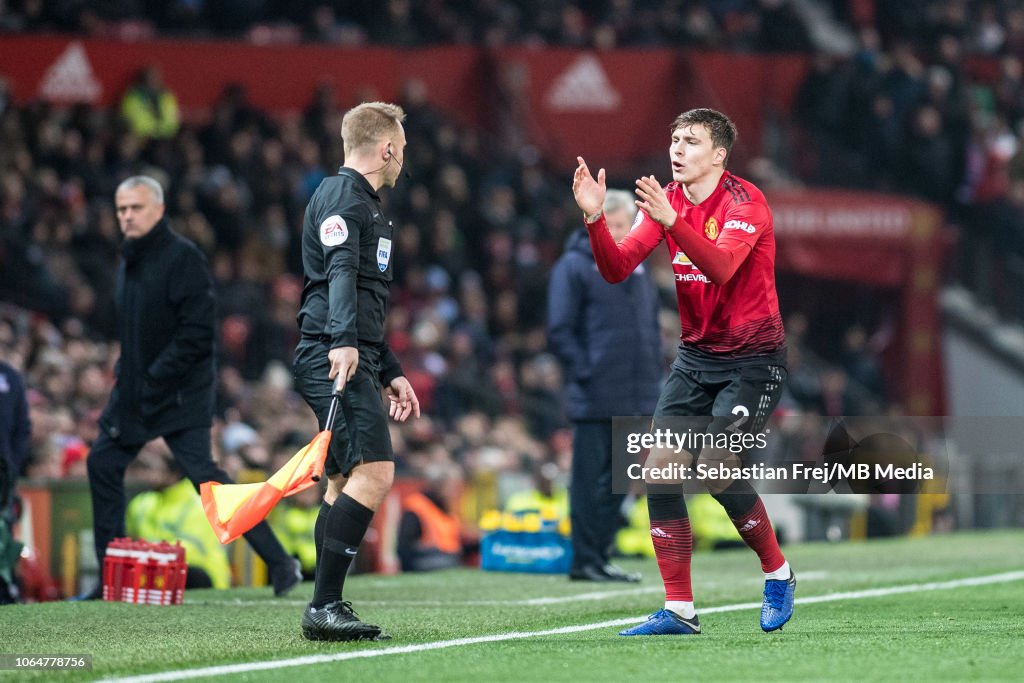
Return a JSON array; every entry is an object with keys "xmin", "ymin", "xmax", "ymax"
[
  {"xmin": 84, "ymin": 176, "xmax": 300, "ymax": 599},
  {"xmin": 548, "ymin": 189, "xmax": 664, "ymax": 582}
]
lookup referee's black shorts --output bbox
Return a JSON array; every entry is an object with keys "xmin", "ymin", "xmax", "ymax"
[
  {"xmin": 293, "ymin": 339, "xmax": 393, "ymax": 478},
  {"xmin": 654, "ymin": 360, "xmax": 787, "ymax": 439}
]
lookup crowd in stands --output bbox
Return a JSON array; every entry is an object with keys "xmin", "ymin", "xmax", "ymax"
[
  {"xmin": 3, "ymin": 0, "xmax": 1024, "ymax": 60},
  {"xmin": 793, "ymin": 2, "xmax": 1024, "ymax": 318},
  {"xmin": 0, "ymin": 0, "xmax": 814, "ymax": 50},
  {"xmin": 4, "ymin": 1, "xmax": 1023, "ymax": 315}
]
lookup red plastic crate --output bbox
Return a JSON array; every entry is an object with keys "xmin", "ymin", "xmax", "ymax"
[{"xmin": 102, "ymin": 538, "xmax": 187, "ymax": 605}]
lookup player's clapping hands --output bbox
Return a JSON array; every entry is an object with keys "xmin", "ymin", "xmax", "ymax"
[
  {"xmin": 573, "ymin": 156, "xmax": 606, "ymax": 216},
  {"xmin": 634, "ymin": 175, "xmax": 677, "ymax": 227}
]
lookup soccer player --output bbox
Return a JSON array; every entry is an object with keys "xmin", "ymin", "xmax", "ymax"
[{"xmin": 571, "ymin": 108, "xmax": 795, "ymax": 635}]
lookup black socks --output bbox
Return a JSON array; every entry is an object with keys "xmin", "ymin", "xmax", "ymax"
[
  {"xmin": 311, "ymin": 493, "xmax": 374, "ymax": 608},
  {"xmin": 313, "ymin": 501, "xmax": 331, "ymax": 579}
]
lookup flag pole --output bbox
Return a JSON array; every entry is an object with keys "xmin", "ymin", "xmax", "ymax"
[
  {"xmin": 313, "ymin": 375, "xmax": 345, "ymax": 482},
  {"xmin": 323, "ymin": 374, "xmax": 344, "ymax": 434}
]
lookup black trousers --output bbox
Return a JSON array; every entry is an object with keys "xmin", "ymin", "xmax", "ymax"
[
  {"xmin": 86, "ymin": 425, "xmax": 289, "ymax": 568},
  {"xmin": 569, "ymin": 419, "xmax": 624, "ymax": 570}
]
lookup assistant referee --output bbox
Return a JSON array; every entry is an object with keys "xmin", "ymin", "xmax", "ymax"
[{"xmin": 293, "ymin": 102, "xmax": 420, "ymax": 642}]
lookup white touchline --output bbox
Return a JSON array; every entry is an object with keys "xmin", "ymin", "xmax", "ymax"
[
  {"xmin": 184, "ymin": 571, "xmax": 834, "ymax": 609},
  {"xmin": 103, "ymin": 570, "xmax": 1024, "ymax": 683},
  {"xmin": 186, "ymin": 586, "xmax": 664, "ymax": 609}
]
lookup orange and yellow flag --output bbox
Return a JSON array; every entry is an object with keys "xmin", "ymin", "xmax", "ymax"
[{"xmin": 200, "ymin": 429, "xmax": 331, "ymax": 544}]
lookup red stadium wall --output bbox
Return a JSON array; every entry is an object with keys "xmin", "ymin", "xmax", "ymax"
[
  {"xmin": 0, "ymin": 36, "xmax": 490, "ymax": 127},
  {"xmin": 0, "ymin": 36, "xmax": 809, "ymax": 163}
]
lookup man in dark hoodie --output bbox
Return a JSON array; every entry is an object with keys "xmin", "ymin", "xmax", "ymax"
[
  {"xmin": 83, "ymin": 176, "xmax": 300, "ymax": 599},
  {"xmin": 547, "ymin": 189, "xmax": 664, "ymax": 582}
]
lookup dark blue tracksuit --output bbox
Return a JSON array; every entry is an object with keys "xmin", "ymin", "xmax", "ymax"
[{"xmin": 547, "ymin": 228, "xmax": 664, "ymax": 570}]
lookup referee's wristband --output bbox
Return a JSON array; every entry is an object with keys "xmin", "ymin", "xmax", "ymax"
[{"xmin": 584, "ymin": 211, "xmax": 603, "ymax": 224}]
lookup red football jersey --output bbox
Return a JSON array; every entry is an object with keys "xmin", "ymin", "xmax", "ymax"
[{"xmin": 587, "ymin": 171, "xmax": 784, "ymax": 360}]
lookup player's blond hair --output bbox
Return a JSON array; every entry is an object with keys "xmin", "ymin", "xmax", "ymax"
[{"xmin": 341, "ymin": 102, "xmax": 406, "ymax": 157}]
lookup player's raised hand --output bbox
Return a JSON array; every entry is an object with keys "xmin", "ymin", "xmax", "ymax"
[
  {"xmin": 635, "ymin": 175, "xmax": 677, "ymax": 228},
  {"xmin": 573, "ymin": 156, "xmax": 606, "ymax": 217}
]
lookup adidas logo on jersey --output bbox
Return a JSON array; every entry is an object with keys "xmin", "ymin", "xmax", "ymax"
[
  {"xmin": 650, "ymin": 527, "xmax": 671, "ymax": 539},
  {"xmin": 739, "ymin": 519, "xmax": 760, "ymax": 533}
]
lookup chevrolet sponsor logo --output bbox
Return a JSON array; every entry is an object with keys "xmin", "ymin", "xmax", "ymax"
[{"xmin": 675, "ymin": 273, "xmax": 710, "ymax": 283}]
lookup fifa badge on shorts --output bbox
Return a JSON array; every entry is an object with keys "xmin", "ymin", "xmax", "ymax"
[{"xmin": 377, "ymin": 237, "xmax": 392, "ymax": 272}]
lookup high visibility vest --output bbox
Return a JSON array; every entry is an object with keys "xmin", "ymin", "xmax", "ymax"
[{"xmin": 402, "ymin": 492, "xmax": 461, "ymax": 554}]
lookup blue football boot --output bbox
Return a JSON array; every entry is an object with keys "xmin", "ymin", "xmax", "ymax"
[
  {"xmin": 619, "ymin": 609, "xmax": 701, "ymax": 636},
  {"xmin": 760, "ymin": 572, "xmax": 796, "ymax": 632}
]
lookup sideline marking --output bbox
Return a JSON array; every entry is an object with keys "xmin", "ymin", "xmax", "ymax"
[
  {"xmin": 185, "ymin": 571, "xmax": 832, "ymax": 608},
  {"xmin": 105, "ymin": 571, "xmax": 1024, "ymax": 683}
]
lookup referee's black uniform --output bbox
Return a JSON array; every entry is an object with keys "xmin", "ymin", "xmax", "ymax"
[{"xmin": 294, "ymin": 167, "xmax": 405, "ymax": 476}]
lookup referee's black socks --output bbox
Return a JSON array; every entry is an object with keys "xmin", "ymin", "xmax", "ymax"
[
  {"xmin": 313, "ymin": 501, "xmax": 331, "ymax": 579},
  {"xmin": 311, "ymin": 493, "xmax": 374, "ymax": 608}
]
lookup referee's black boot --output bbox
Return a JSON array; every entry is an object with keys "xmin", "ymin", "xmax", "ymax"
[{"xmin": 301, "ymin": 600, "xmax": 388, "ymax": 641}]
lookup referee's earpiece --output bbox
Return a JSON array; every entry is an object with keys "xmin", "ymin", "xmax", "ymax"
[{"xmin": 386, "ymin": 146, "xmax": 392, "ymax": 160}]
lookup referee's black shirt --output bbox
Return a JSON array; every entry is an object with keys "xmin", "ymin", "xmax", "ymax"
[{"xmin": 296, "ymin": 167, "xmax": 403, "ymax": 383}]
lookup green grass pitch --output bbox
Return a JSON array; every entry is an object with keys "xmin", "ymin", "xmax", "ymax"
[{"xmin": 1, "ymin": 530, "xmax": 1022, "ymax": 682}]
